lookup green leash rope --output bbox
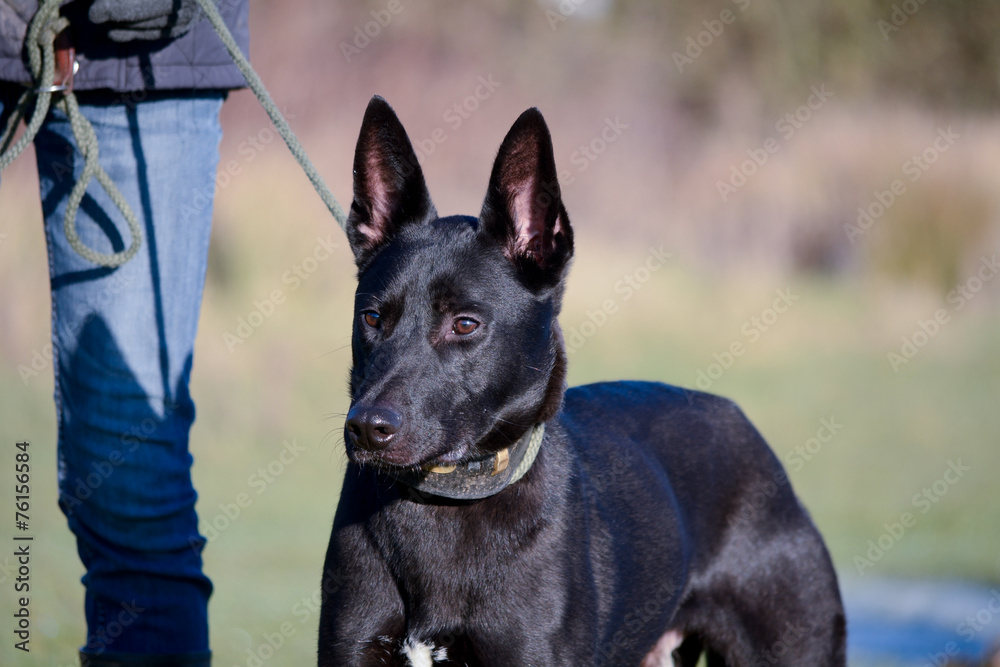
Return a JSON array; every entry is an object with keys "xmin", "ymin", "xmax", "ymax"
[
  {"xmin": 0, "ymin": 0, "xmax": 58, "ymax": 168},
  {"xmin": 0, "ymin": 0, "xmax": 142, "ymax": 267},
  {"xmin": 0, "ymin": 0, "xmax": 347, "ymax": 269},
  {"xmin": 193, "ymin": 0, "xmax": 348, "ymax": 230}
]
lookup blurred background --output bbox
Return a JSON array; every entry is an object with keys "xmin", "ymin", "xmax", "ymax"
[{"xmin": 2, "ymin": 0, "xmax": 1000, "ymax": 665}]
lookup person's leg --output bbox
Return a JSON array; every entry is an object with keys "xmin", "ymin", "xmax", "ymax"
[{"xmin": 33, "ymin": 90, "xmax": 224, "ymax": 664}]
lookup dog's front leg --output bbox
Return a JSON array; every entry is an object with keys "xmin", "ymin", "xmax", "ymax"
[{"xmin": 318, "ymin": 525, "xmax": 407, "ymax": 666}]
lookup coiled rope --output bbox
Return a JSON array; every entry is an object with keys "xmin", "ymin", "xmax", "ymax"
[{"xmin": 0, "ymin": 0, "xmax": 347, "ymax": 268}]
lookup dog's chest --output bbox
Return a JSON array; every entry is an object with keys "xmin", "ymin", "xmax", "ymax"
[
  {"xmin": 378, "ymin": 499, "xmax": 536, "ymax": 603},
  {"xmin": 371, "ymin": 497, "xmax": 563, "ymax": 659}
]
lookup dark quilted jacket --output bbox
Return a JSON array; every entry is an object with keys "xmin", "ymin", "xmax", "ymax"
[{"xmin": 0, "ymin": 0, "xmax": 248, "ymax": 91}]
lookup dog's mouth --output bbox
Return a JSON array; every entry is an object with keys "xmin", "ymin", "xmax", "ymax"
[{"xmin": 348, "ymin": 441, "xmax": 470, "ymax": 473}]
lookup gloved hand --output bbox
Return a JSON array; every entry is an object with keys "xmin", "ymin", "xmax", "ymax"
[{"xmin": 88, "ymin": 0, "xmax": 206, "ymax": 42}]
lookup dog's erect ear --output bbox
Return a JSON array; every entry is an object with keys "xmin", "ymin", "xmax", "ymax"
[
  {"xmin": 346, "ymin": 96, "xmax": 436, "ymax": 266},
  {"xmin": 479, "ymin": 108, "xmax": 573, "ymax": 287}
]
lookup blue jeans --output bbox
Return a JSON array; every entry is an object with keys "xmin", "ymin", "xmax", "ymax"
[{"xmin": 2, "ymin": 88, "xmax": 222, "ymax": 661}]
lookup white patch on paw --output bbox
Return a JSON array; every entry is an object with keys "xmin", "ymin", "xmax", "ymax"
[{"xmin": 402, "ymin": 637, "xmax": 439, "ymax": 667}]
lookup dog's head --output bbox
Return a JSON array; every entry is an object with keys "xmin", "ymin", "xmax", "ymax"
[{"xmin": 342, "ymin": 96, "xmax": 573, "ymax": 471}]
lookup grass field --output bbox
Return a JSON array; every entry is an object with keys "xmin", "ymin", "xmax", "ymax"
[
  {"xmin": 2, "ymin": 153, "xmax": 999, "ymax": 666},
  {"xmin": 6, "ymin": 0, "xmax": 1000, "ymax": 661}
]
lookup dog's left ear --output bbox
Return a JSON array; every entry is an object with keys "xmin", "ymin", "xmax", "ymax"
[
  {"xmin": 346, "ymin": 96, "xmax": 436, "ymax": 267},
  {"xmin": 479, "ymin": 108, "xmax": 573, "ymax": 288}
]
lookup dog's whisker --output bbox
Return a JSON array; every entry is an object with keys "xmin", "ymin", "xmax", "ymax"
[
  {"xmin": 320, "ymin": 429, "xmax": 346, "ymax": 450},
  {"xmin": 312, "ymin": 344, "xmax": 351, "ymax": 360},
  {"xmin": 493, "ymin": 417, "xmax": 529, "ymax": 426}
]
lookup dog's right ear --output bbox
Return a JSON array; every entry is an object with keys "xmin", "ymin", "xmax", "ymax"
[{"xmin": 346, "ymin": 96, "xmax": 436, "ymax": 266}]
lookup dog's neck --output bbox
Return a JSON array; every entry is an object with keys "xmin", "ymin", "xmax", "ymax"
[{"xmin": 388, "ymin": 423, "xmax": 545, "ymax": 501}]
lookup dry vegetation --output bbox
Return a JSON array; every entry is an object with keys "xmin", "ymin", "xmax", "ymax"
[{"xmin": 1, "ymin": 1, "xmax": 999, "ymax": 664}]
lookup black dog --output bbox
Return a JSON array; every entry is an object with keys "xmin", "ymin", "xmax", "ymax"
[{"xmin": 318, "ymin": 96, "xmax": 846, "ymax": 667}]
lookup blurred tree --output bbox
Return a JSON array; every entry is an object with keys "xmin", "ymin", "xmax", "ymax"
[{"xmin": 605, "ymin": 0, "xmax": 1000, "ymax": 112}]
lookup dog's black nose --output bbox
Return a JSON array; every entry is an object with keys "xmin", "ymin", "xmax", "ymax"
[{"xmin": 345, "ymin": 405, "xmax": 403, "ymax": 451}]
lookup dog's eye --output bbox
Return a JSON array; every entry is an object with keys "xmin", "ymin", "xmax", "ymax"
[
  {"xmin": 452, "ymin": 318, "xmax": 479, "ymax": 335},
  {"xmin": 362, "ymin": 311, "xmax": 381, "ymax": 328}
]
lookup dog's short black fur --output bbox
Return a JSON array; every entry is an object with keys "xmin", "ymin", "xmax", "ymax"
[{"xmin": 318, "ymin": 96, "xmax": 846, "ymax": 667}]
